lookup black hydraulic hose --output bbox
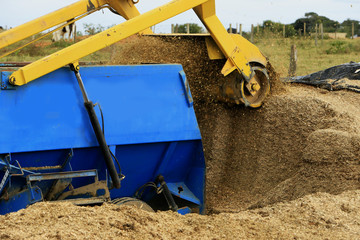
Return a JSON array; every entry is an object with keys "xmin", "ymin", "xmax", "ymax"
[
  {"xmin": 83, "ymin": 101, "xmax": 121, "ymax": 189},
  {"xmin": 156, "ymin": 175, "xmax": 178, "ymax": 211},
  {"xmin": 70, "ymin": 64, "xmax": 121, "ymax": 189}
]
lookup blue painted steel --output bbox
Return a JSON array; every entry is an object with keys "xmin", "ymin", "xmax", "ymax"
[
  {"xmin": 1, "ymin": 72, "xmax": 16, "ymax": 90},
  {"xmin": 0, "ymin": 159, "xmax": 35, "ymax": 176},
  {"xmin": 177, "ymin": 207, "xmax": 192, "ymax": 215},
  {"xmin": 0, "ymin": 65, "xmax": 201, "ymax": 153},
  {"xmin": 0, "ymin": 186, "xmax": 43, "ymax": 215},
  {"xmin": 0, "ymin": 64, "xmax": 205, "ymax": 215},
  {"xmin": 167, "ymin": 182, "xmax": 201, "ymax": 205}
]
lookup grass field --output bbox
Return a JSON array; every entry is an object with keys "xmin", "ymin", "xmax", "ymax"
[
  {"xmin": 256, "ymin": 37, "xmax": 360, "ymax": 77},
  {"xmin": 1, "ymin": 34, "xmax": 360, "ymax": 78}
]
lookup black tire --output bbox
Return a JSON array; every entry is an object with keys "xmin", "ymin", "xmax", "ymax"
[{"xmin": 112, "ymin": 197, "xmax": 155, "ymax": 212}]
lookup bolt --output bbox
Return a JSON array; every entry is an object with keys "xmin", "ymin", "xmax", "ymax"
[
  {"xmin": 9, "ymin": 76, "xmax": 15, "ymax": 85},
  {"xmin": 251, "ymin": 83, "xmax": 260, "ymax": 92}
]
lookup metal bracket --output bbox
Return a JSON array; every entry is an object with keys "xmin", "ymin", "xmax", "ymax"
[
  {"xmin": 1, "ymin": 72, "xmax": 16, "ymax": 90},
  {"xmin": 0, "ymin": 154, "xmax": 37, "ymax": 196},
  {"xmin": 27, "ymin": 169, "xmax": 99, "ymax": 184},
  {"xmin": 0, "ymin": 186, "xmax": 43, "ymax": 215}
]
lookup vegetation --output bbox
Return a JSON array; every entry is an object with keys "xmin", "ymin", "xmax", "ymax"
[
  {"xmin": 255, "ymin": 37, "xmax": 360, "ymax": 77},
  {"xmin": 83, "ymin": 23, "xmax": 105, "ymax": 35},
  {"xmin": 174, "ymin": 23, "xmax": 204, "ymax": 34},
  {"xmin": 1, "ymin": 18, "xmax": 360, "ymax": 79},
  {"xmin": 254, "ymin": 13, "xmax": 359, "ymax": 38}
]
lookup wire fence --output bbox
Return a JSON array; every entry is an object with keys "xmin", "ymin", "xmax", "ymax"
[{"xmin": 158, "ymin": 22, "xmax": 356, "ymax": 42}]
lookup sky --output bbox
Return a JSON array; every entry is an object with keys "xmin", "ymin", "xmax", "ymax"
[{"xmin": 1, "ymin": 0, "xmax": 359, "ymax": 33}]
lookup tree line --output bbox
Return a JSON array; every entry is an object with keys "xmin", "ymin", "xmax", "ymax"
[
  {"xmin": 174, "ymin": 12, "xmax": 359, "ymax": 38},
  {"xmin": 272, "ymin": 12, "xmax": 358, "ymax": 37}
]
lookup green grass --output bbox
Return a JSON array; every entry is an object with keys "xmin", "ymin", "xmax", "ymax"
[
  {"xmin": 1, "ymin": 34, "xmax": 360, "ymax": 78},
  {"xmin": 256, "ymin": 37, "xmax": 360, "ymax": 77},
  {"xmin": 0, "ymin": 35, "xmax": 112, "ymax": 63}
]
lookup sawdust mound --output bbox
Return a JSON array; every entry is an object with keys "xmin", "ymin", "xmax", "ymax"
[
  {"xmin": 202, "ymin": 85, "xmax": 360, "ymax": 212},
  {"xmin": 1, "ymin": 35, "xmax": 360, "ymax": 239},
  {"xmin": 1, "ymin": 190, "xmax": 360, "ymax": 239},
  {"xmin": 111, "ymin": 35, "xmax": 360, "ymax": 212}
]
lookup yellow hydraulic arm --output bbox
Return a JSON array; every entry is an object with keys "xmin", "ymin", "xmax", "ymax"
[
  {"xmin": 0, "ymin": 0, "xmax": 150, "ymax": 49},
  {"xmin": 0, "ymin": 0, "xmax": 270, "ymax": 107}
]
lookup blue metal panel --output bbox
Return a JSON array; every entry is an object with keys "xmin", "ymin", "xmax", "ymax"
[
  {"xmin": 167, "ymin": 182, "xmax": 200, "ymax": 205},
  {"xmin": 177, "ymin": 207, "xmax": 191, "ymax": 215},
  {"xmin": 109, "ymin": 140, "xmax": 204, "ymax": 199},
  {"xmin": 0, "ymin": 64, "xmax": 205, "ymax": 214},
  {"xmin": 0, "ymin": 65, "xmax": 201, "ymax": 154},
  {"xmin": 0, "ymin": 186, "xmax": 43, "ymax": 215}
]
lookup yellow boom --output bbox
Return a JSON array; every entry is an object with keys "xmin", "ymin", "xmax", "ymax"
[{"xmin": 0, "ymin": 0, "xmax": 270, "ymax": 107}]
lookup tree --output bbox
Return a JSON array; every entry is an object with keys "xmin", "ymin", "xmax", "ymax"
[
  {"xmin": 292, "ymin": 12, "xmax": 339, "ymax": 34},
  {"xmin": 76, "ymin": 31, "xmax": 83, "ymax": 37},
  {"xmin": 261, "ymin": 20, "xmax": 296, "ymax": 37},
  {"xmin": 176, "ymin": 23, "xmax": 204, "ymax": 33},
  {"xmin": 83, "ymin": 23, "xmax": 105, "ymax": 35},
  {"xmin": 341, "ymin": 19, "xmax": 360, "ymax": 37}
]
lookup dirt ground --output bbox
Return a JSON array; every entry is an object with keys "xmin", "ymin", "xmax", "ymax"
[{"xmin": 1, "ymin": 35, "xmax": 360, "ymax": 239}]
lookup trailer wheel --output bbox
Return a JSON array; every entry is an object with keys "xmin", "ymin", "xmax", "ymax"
[{"xmin": 112, "ymin": 197, "xmax": 154, "ymax": 212}]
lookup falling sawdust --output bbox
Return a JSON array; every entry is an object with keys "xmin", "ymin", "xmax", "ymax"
[{"xmin": 110, "ymin": 35, "xmax": 360, "ymax": 212}]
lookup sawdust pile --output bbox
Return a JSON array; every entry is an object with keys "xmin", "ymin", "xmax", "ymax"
[
  {"xmin": 1, "ymin": 190, "xmax": 360, "ymax": 239},
  {"xmin": 111, "ymin": 35, "xmax": 360, "ymax": 212},
  {"xmin": 2, "ymin": 35, "xmax": 360, "ymax": 239},
  {"xmin": 201, "ymin": 85, "xmax": 360, "ymax": 212}
]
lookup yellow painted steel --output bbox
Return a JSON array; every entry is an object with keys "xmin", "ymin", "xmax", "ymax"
[
  {"xmin": 8, "ymin": 0, "xmax": 208, "ymax": 85},
  {"xmin": 3, "ymin": 0, "xmax": 267, "ymax": 87},
  {"xmin": 0, "ymin": 0, "xmax": 106, "ymax": 49},
  {"xmin": 194, "ymin": 0, "xmax": 256, "ymax": 79},
  {"xmin": 106, "ymin": 0, "xmax": 152, "ymax": 34},
  {"xmin": 205, "ymin": 35, "xmax": 267, "ymax": 67},
  {"xmin": 0, "ymin": 12, "xmax": 96, "ymax": 59},
  {"xmin": 0, "ymin": 0, "xmax": 151, "ymax": 51}
]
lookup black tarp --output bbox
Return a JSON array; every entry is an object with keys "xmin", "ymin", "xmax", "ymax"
[{"xmin": 285, "ymin": 62, "xmax": 360, "ymax": 92}]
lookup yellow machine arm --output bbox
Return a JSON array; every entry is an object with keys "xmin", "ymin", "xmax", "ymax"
[
  {"xmin": 0, "ymin": 0, "xmax": 150, "ymax": 49},
  {"xmin": 0, "ymin": 0, "xmax": 270, "ymax": 107}
]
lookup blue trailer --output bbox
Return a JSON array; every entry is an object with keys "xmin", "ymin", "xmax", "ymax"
[{"xmin": 0, "ymin": 63, "xmax": 205, "ymax": 215}]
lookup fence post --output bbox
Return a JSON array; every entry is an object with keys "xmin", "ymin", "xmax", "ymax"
[
  {"xmin": 289, "ymin": 45, "xmax": 297, "ymax": 77},
  {"xmin": 298, "ymin": 29, "xmax": 301, "ymax": 38},
  {"xmin": 175, "ymin": 24, "xmax": 178, "ymax": 33},
  {"xmin": 283, "ymin": 25, "xmax": 286, "ymax": 38},
  {"xmin": 251, "ymin": 24, "xmax": 254, "ymax": 43},
  {"xmin": 303, "ymin": 22, "xmax": 306, "ymax": 38},
  {"xmin": 315, "ymin": 23, "xmax": 318, "ymax": 46},
  {"xmin": 171, "ymin": 24, "xmax": 174, "ymax": 34},
  {"xmin": 321, "ymin": 23, "xmax": 324, "ymax": 41},
  {"xmin": 257, "ymin": 24, "xmax": 260, "ymax": 34},
  {"xmin": 240, "ymin": 24, "xmax": 242, "ymax": 36},
  {"xmin": 352, "ymin": 22, "xmax": 355, "ymax": 39},
  {"xmin": 187, "ymin": 23, "xmax": 190, "ymax": 34},
  {"xmin": 335, "ymin": 27, "xmax": 337, "ymax": 39},
  {"xmin": 229, "ymin": 24, "xmax": 232, "ymax": 33}
]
